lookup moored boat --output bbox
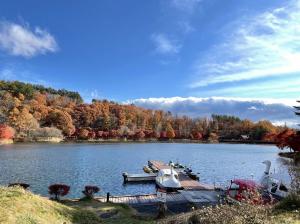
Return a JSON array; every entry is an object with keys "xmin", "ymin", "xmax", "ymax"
[
  {"xmin": 155, "ymin": 168, "xmax": 182, "ymax": 191},
  {"xmin": 143, "ymin": 165, "xmax": 152, "ymax": 173}
]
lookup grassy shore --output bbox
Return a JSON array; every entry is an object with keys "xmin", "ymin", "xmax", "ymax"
[
  {"xmin": 0, "ymin": 187, "xmax": 153, "ymax": 224},
  {"xmin": 1, "ymin": 186, "xmax": 299, "ymax": 224}
]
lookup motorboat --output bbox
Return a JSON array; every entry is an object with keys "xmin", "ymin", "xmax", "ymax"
[
  {"xmin": 184, "ymin": 167, "xmax": 200, "ymax": 181},
  {"xmin": 260, "ymin": 160, "xmax": 289, "ymax": 200},
  {"xmin": 155, "ymin": 168, "xmax": 182, "ymax": 191}
]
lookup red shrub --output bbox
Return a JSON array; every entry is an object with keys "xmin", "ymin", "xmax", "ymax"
[
  {"xmin": 82, "ymin": 185, "xmax": 100, "ymax": 199},
  {"xmin": 48, "ymin": 184, "xmax": 70, "ymax": 200}
]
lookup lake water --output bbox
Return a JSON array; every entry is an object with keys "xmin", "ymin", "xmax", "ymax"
[{"xmin": 0, "ymin": 143, "xmax": 288, "ymax": 198}]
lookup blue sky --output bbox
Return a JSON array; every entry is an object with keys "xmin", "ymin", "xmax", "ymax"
[{"xmin": 0, "ymin": 0, "xmax": 299, "ymax": 125}]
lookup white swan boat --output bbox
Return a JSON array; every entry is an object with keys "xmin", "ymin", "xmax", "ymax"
[
  {"xmin": 260, "ymin": 160, "xmax": 290, "ymax": 200},
  {"xmin": 155, "ymin": 168, "xmax": 182, "ymax": 191}
]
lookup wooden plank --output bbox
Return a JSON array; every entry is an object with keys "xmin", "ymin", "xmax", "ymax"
[
  {"xmin": 149, "ymin": 160, "xmax": 169, "ymax": 170},
  {"xmin": 179, "ymin": 173, "xmax": 214, "ymax": 190}
]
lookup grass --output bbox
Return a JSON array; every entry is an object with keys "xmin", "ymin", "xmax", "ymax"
[
  {"xmin": 63, "ymin": 199, "xmax": 154, "ymax": 224},
  {"xmin": 0, "ymin": 186, "xmax": 154, "ymax": 224},
  {"xmin": 0, "ymin": 187, "xmax": 100, "ymax": 224},
  {"xmin": 2, "ymin": 186, "xmax": 299, "ymax": 224},
  {"xmin": 159, "ymin": 202, "xmax": 300, "ymax": 224}
]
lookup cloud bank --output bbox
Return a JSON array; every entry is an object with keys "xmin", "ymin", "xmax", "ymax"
[
  {"xmin": 0, "ymin": 20, "xmax": 58, "ymax": 58},
  {"xmin": 127, "ymin": 97, "xmax": 298, "ymax": 127}
]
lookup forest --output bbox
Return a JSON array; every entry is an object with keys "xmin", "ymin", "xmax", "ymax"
[{"xmin": 0, "ymin": 81, "xmax": 291, "ymax": 143}]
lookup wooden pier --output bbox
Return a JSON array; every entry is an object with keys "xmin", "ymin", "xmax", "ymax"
[
  {"xmin": 148, "ymin": 160, "xmax": 214, "ymax": 191},
  {"xmin": 122, "ymin": 172, "xmax": 156, "ymax": 183},
  {"xmin": 94, "ymin": 190, "xmax": 222, "ymax": 205},
  {"xmin": 96, "ymin": 193, "xmax": 186, "ymax": 204}
]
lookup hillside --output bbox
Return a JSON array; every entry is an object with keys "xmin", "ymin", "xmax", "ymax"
[
  {"xmin": 0, "ymin": 187, "xmax": 100, "ymax": 224},
  {"xmin": 0, "ymin": 80, "xmax": 286, "ymax": 143}
]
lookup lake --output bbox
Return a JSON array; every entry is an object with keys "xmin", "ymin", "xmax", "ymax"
[{"xmin": 0, "ymin": 143, "xmax": 288, "ymax": 198}]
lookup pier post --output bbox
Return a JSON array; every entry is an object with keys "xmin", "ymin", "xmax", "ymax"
[{"xmin": 106, "ymin": 192, "xmax": 110, "ymax": 202}]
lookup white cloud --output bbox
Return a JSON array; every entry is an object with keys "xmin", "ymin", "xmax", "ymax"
[
  {"xmin": 191, "ymin": 0, "xmax": 300, "ymax": 88},
  {"xmin": 196, "ymin": 75, "xmax": 300, "ymax": 98},
  {"xmin": 126, "ymin": 97, "xmax": 298, "ymax": 127},
  {"xmin": 171, "ymin": 0, "xmax": 202, "ymax": 13},
  {"xmin": 151, "ymin": 33, "xmax": 181, "ymax": 54},
  {"xmin": 0, "ymin": 20, "xmax": 58, "ymax": 58}
]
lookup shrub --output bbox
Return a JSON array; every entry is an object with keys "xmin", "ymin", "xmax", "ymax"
[
  {"xmin": 48, "ymin": 184, "xmax": 70, "ymax": 201},
  {"xmin": 82, "ymin": 185, "xmax": 100, "ymax": 199},
  {"xmin": 8, "ymin": 183, "xmax": 30, "ymax": 189},
  {"xmin": 275, "ymin": 193, "xmax": 300, "ymax": 211}
]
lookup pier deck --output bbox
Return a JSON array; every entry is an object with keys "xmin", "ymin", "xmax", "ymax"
[
  {"xmin": 148, "ymin": 160, "xmax": 214, "ymax": 191},
  {"xmin": 96, "ymin": 193, "xmax": 186, "ymax": 204},
  {"xmin": 95, "ymin": 191, "xmax": 220, "ymax": 205}
]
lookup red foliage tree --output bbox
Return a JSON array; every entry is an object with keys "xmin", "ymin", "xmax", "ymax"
[
  {"xmin": 109, "ymin": 130, "xmax": 118, "ymax": 138},
  {"xmin": 96, "ymin": 130, "xmax": 103, "ymax": 138},
  {"xmin": 275, "ymin": 129, "xmax": 300, "ymax": 153},
  {"xmin": 48, "ymin": 184, "xmax": 70, "ymax": 200},
  {"xmin": 78, "ymin": 129, "xmax": 89, "ymax": 140},
  {"xmin": 135, "ymin": 130, "xmax": 145, "ymax": 139},
  {"xmin": 262, "ymin": 133, "xmax": 277, "ymax": 142},
  {"xmin": 88, "ymin": 130, "xmax": 96, "ymax": 139},
  {"xmin": 0, "ymin": 124, "xmax": 14, "ymax": 139},
  {"xmin": 82, "ymin": 185, "xmax": 100, "ymax": 199},
  {"xmin": 102, "ymin": 131, "xmax": 109, "ymax": 139},
  {"xmin": 192, "ymin": 132, "xmax": 203, "ymax": 140},
  {"xmin": 160, "ymin": 131, "xmax": 167, "ymax": 139}
]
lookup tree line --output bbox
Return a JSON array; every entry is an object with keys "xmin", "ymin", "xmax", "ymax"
[{"xmin": 0, "ymin": 81, "xmax": 291, "ymax": 142}]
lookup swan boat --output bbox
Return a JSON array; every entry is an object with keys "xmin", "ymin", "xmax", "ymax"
[{"xmin": 155, "ymin": 168, "xmax": 182, "ymax": 191}]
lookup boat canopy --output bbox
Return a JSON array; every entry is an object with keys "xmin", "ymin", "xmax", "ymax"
[{"xmin": 232, "ymin": 179, "xmax": 260, "ymax": 190}]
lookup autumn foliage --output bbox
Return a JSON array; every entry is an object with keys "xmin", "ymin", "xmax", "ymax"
[
  {"xmin": 82, "ymin": 185, "xmax": 100, "ymax": 199},
  {"xmin": 275, "ymin": 129, "xmax": 300, "ymax": 153},
  {"xmin": 0, "ymin": 124, "xmax": 14, "ymax": 139},
  {"xmin": 48, "ymin": 184, "xmax": 70, "ymax": 200},
  {"xmin": 0, "ymin": 80, "xmax": 285, "ymax": 142}
]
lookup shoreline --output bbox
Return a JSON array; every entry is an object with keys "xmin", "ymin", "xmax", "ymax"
[{"xmin": 7, "ymin": 138, "xmax": 276, "ymax": 145}]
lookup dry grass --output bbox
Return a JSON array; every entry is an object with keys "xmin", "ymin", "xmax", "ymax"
[
  {"xmin": 0, "ymin": 186, "xmax": 153, "ymax": 224},
  {"xmin": 159, "ymin": 203, "xmax": 300, "ymax": 224},
  {"xmin": 0, "ymin": 186, "xmax": 100, "ymax": 224}
]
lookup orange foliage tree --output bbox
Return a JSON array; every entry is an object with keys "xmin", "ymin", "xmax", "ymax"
[{"xmin": 0, "ymin": 124, "xmax": 14, "ymax": 139}]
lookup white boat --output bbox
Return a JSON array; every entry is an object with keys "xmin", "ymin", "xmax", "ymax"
[
  {"xmin": 155, "ymin": 168, "xmax": 182, "ymax": 191},
  {"xmin": 260, "ymin": 160, "xmax": 290, "ymax": 200}
]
